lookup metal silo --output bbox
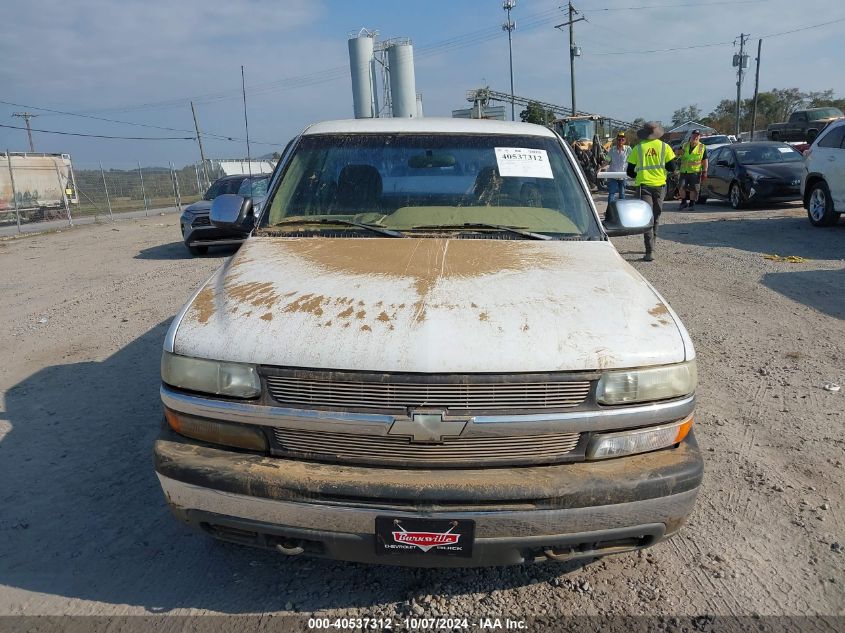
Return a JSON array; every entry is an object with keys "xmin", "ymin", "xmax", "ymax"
[
  {"xmin": 348, "ymin": 30, "xmax": 376, "ymax": 119},
  {"xmin": 387, "ymin": 39, "xmax": 417, "ymax": 118}
]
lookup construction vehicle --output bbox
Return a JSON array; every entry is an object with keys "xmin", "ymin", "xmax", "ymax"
[
  {"xmin": 460, "ymin": 88, "xmax": 632, "ymax": 191},
  {"xmin": 553, "ymin": 116, "xmax": 619, "ymax": 191}
]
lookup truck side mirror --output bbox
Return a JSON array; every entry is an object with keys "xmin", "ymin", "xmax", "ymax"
[
  {"xmin": 210, "ymin": 194, "xmax": 253, "ymax": 233},
  {"xmin": 603, "ymin": 199, "xmax": 653, "ymax": 236}
]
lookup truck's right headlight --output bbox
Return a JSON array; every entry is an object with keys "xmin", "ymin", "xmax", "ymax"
[
  {"xmin": 597, "ymin": 360, "xmax": 697, "ymax": 405},
  {"xmin": 161, "ymin": 351, "xmax": 261, "ymax": 399}
]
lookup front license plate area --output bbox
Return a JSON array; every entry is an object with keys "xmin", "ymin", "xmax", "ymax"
[{"xmin": 375, "ymin": 517, "xmax": 475, "ymax": 558}]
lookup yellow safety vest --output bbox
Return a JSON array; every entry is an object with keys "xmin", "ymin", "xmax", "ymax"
[
  {"xmin": 680, "ymin": 142, "xmax": 706, "ymax": 174},
  {"xmin": 628, "ymin": 139, "xmax": 675, "ymax": 187}
]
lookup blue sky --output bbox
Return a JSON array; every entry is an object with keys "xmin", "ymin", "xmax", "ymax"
[{"xmin": 1, "ymin": 0, "xmax": 842, "ymax": 169}]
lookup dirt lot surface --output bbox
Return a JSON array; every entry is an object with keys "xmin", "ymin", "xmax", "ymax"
[{"xmin": 0, "ymin": 199, "xmax": 843, "ymax": 623}]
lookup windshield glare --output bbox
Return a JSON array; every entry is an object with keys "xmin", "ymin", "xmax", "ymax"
[
  {"xmin": 736, "ymin": 145, "xmax": 803, "ymax": 165},
  {"xmin": 238, "ymin": 177, "xmax": 269, "ymax": 197},
  {"xmin": 262, "ymin": 133, "xmax": 599, "ymax": 238},
  {"xmin": 808, "ymin": 107, "xmax": 844, "ymax": 121},
  {"xmin": 203, "ymin": 177, "xmax": 247, "ymax": 200}
]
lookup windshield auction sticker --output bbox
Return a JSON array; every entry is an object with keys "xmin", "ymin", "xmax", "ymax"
[{"xmin": 495, "ymin": 147, "xmax": 554, "ymax": 178}]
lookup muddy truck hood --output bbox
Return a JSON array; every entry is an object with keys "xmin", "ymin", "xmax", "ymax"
[{"xmin": 171, "ymin": 237, "xmax": 692, "ymax": 373}]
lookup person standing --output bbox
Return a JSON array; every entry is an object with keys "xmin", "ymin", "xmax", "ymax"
[
  {"xmin": 677, "ymin": 130, "xmax": 708, "ymax": 210},
  {"xmin": 626, "ymin": 122, "xmax": 677, "ymax": 262},
  {"xmin": 605, "ymin": 132, "xmax": 631, "ymax": 205}
]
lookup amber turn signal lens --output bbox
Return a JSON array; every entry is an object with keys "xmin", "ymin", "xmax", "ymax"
[{"xmin": 163, "ymin": 408, "xmax": 268, "ymax": 452}]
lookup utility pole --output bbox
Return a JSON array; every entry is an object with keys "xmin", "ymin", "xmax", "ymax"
[
  {"xmin": 190, "ymin": 101, "xmax": 209, "ymax": 188},
  {"xmin": 555, "ymin": 2, "xmax": 585, "ymax": 116},
  {"xmin": 12, "ymin": 112, "xmax": 38, "ymax": 152},
  {"xmin": 502, "ymin": 0, "xmax": 516, "ymax": 121},
  {"xmin": 241, "ymin": 66, "xmax": 253, "ymax": 183},
  {"xmin": 733, "ymin": 33, "xmax": 749, "ymax": 137},
  {"xmin": 750, "ymin": 39, "xmax": 762, "ymax": 140}
]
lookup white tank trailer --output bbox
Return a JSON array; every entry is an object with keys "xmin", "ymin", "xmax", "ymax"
[
  {"xmin": 387, "ymin": 40, "xmax": 418, "ymax": 118},
  {"xmin": 348, "ymin": 30, "xmax": 378, "ymax": 119},
  {"xmin": 0, "ymin": 152, "xmax": 78, "ymax": 221}
]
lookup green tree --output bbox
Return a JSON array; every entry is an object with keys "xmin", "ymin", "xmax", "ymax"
[
  {"xmin": 768, "ymin": 88, "xmax": 805, "ymax": 122},
  {"xmin": 805, "ymin": 89, "xmax": 845, "ymax": 111},
  {"xmin": 519, "ymin": 102, "xmax": 556, "ymax": 126},
  {"xmin": 623, "ymin": 117, "xmax": 647, "ymax": 143},
  {"xmin": 670, "ymin": 105, "xmax": 703, "ymax": 127}
]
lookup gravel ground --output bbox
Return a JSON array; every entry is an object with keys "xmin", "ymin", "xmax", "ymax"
[{"xmin": 0, "ymin": 198, "xmax": 842, "ymax": 623}]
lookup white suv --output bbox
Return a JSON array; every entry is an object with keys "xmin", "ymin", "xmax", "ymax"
[{"xmin": 802, "ymin": 118, "xmax": 845, "ymax": 226}]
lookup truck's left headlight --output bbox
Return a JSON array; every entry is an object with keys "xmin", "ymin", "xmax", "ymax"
[
  {"xmin": 597, "ymin": 360, "xmax": 697, "ymax": 405},
  {"xmin": 161, "ymin": 351, "xmax": 261, "ymax": 399}
]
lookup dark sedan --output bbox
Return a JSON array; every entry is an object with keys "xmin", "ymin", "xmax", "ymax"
[
  {"xmin": 700, "ymin": 142, "xmax": 804, "ymax": 209},
  {"xmin": 180, "ymin": 174, "xmax": 270, "ymax": 255}
]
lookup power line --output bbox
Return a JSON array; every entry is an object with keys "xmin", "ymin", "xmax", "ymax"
[
  {"xmin": 582, "ymin": 0, "xmax": 764, "ymax": 11},
  {"xmin": 0, "ymin": 99, "xmax": 282, "ymax": 146},
  {"xmin": 0, "ymin": 123, "xmax": 194, "ymax": 140},
  {"xmin": 759, "ymin": 16, "xmax": 845, "ymax": 38},
  {"xmin": 592, "ymin": 40, "xmax": 734, "ymax": 55},
  {"xmin": 588, "ymin": 15, "xmax": 844, "ymax": 55}
]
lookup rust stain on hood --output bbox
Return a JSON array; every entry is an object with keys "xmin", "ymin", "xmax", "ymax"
[
  {"xmin": 649, "ymin": 302, "xmax": 672, "ymax": 327},
  {"xmin": 191, "ymin": 287, "xmax": 216, "ymax": 324},
  {"xmin": 277, "ymin": 238, "xmax": 559, "ymax": 284},
  {"xmin": 224, "ymin": 281, "xmax": 280, "ymax": 310},
  {"xmin": 266, "ymin": 238, "xmax": 561, "ymax": 323},
  {"xmin": 283, "ymin": 293, "xmax": 326, "ymax": 317}
]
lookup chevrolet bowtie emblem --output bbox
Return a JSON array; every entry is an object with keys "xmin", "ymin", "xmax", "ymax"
[{"xmin": 388, "ymin": 412, "xmax": 467, "ymax": 443}]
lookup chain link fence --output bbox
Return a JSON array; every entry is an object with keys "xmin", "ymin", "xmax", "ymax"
[{"xmin": 1, "ymin": 153, "xmax": 207, "ymax": 234}]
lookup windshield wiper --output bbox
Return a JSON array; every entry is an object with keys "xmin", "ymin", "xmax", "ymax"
[
  {"xmin": 271, "ymin": 217, "xmax": 404, "ymax": 238},
  {"xmin": 409, "ymin": 223, "xmax": 554, "ymax": 241}
]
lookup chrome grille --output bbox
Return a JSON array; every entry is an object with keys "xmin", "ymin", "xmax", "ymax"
[
  {"xmin": 271, "ymin": 427, "xmax": 581, "ymax": 466},
  {"xmin": 265, "ymin": 376, "xmax": 591, "ymax": 413}
]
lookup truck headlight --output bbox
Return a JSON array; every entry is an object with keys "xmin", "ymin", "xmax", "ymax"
[
  {"xmin": 161, "ymin": 351, "xmax": 261, "ymax": 399},
  {"xmin": 597, "ymin": 360, "xmax": 697, "ymax": 405},
  {"xmin": 587, "ymin": 416, "xmax": 693, "ymax": 460}
]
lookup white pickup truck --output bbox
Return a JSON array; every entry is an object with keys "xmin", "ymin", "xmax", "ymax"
[{"xmin": 154, "ymin": 117, "xmax": 702, "ymax": 567}]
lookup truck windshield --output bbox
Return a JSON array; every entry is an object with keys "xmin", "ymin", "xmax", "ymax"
[
  {"xmin": 808, "ymin": 108, "xmax": 844, "ymax": 121},
  {"xmin": 261, "ymin": 133, "xmax": 600, "ymax": 238}
]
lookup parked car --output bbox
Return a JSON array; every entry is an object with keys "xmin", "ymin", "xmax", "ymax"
[
  {"xmin": 180, "ymin": 174, "xmax": 270, "ymax": 255},
  {"xmin": 700, "ymin": 141, "xmax": 804, "ymax": 208},
  {"xmin": 767, "ymin": 107, "xmax": 844, "ymax": 143},
  {"xmin": 802, "ymin": 117, "xmax": 845, "ymax": 226},
  {"xmin": 699, "ymin": 134, "xmax": 733, "ymax": 151},
  {"xmin": 154, "ymin": 117, "xmax": 702, "ymax": 568}
]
